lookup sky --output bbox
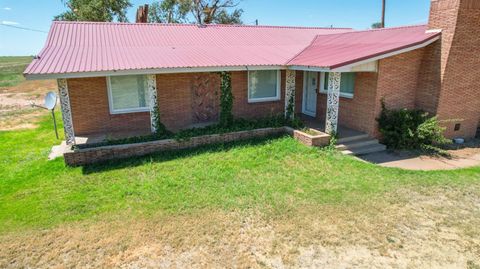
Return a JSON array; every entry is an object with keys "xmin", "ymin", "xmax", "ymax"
[{"xmin": 0, "ymin": 0, "xmax": 431, "ymax": 56}]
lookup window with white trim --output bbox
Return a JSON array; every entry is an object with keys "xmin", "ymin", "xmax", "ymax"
[
  {"xmin": 107, "ymin": 75, "xmax": 150, "ymax": 114},
  {"xmin": 320, "ymin": 72, "xmax": 356, "ymax": 98},
  {"xmin": 248, "ymin": 70, "xmax": 281, "ymax": 102}
]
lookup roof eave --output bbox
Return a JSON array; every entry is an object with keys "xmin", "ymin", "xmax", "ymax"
[{"xmin": 24, "ymin": 65, "xmax": 288, "ymax": 80}]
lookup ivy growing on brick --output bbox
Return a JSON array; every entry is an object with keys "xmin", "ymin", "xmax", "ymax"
[
  {"xmin": 152, "ymin": 104, "xmax": 169, "ymax": 136},
  {"xmin": 219, "ymin": 71, "xmax": 234, "ymax": 127},
  {"xmin": 285, "ymin": 92, "xmax": 295, "ymax": 120}
]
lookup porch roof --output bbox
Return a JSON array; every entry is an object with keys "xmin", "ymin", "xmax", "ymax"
[
  {"xmin": 288, "ymin": 25, "xmax": 441, "ymax": 70},
  {"xmin": 24, "ymin": 22, "xmax": 440, "ymax": 79}
]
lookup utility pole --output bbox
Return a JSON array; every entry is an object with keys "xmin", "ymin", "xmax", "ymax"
[{"xmin": 381, "ymin": 0, "xmax": 386, "ymax": 28}]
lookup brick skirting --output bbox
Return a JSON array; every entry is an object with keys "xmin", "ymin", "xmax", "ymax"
[{"xmin": 64, "ymin": 127, "xmax": 297, "ymax": 166}]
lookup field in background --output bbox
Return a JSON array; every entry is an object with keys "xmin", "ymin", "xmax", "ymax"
[
  {"xmin": 0, "ymin": 56, "xmax": 56, "ymax": 130},
  {"xmin": 0, "ymin": 56, "xmax": 33, "ymax": 87}
]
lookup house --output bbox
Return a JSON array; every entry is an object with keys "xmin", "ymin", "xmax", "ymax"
[{"xmin": 25, "ymin": 0, "xmax": 480, "ymax": 149}]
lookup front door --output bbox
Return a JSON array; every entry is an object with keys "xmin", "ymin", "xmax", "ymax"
[{"xmin": 302, "ymin": 71, "xmax": 318, "ymax": 117}]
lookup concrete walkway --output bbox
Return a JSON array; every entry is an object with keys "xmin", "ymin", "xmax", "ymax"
[{"xmin": 361, "ymin": 149, "xmax": 480, "ymax": 171}]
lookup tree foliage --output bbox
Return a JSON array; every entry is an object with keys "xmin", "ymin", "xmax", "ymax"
[
  {"xmin": 148, "ymin": 0, "xmax": 191, "ymax": 23},
  {"xmin": 149, "ymin": 0, "xmax": 243, "ymax": 24},
  {"xmin": 55, "ymin": 0, "xmax": 132, "ymax": 22},
  {"xmin": 371, "ymin": 22, "xmax": 382, "ymax": 29},
  {"xmin": 192, "ymin": 0, "xmax": 242, "ymax": 24}
]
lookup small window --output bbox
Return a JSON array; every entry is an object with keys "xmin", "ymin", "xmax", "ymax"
[
  {"xmin": 248, "ymin": 70, "xmax": 281, "ymax": 102},
  {"xmin": 320, "ymin": 72, "xmax": 356, "ymax": 98},
  {"xmin": 107, "ymin": 75, "xmax": 150, "ymax": 114}
]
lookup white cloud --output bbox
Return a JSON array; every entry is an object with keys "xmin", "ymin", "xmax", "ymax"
[
  {"xmin": 1, "ymin": 20, "xmax": 19, "ymax": 25},
  {"xmin": 3, "ymin": 7, "xmax": 12, "ymax": 11}
]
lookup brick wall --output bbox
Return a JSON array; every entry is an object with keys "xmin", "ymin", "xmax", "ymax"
[
  {"xmin": 428, "ymin": 0, "xmax": 480, "ymax": 138},
  {"xmin": 430, "ymin": 0, "xmax": 480, "ymax": 137},
  {"xmin": 314, "ymin": 72, "xmax": 378, "ymax": 135},
  {"xmin": 67, "ymin": 77, "xmax": 151, "ymax": 136},
  {"xmin": 415, "ymin": 42, "xmax": 442, "ymax": 114},
  {"xmin": 67, "ymin": 71, "xmax": 293, "ymax": 136},
  {"xmin": 231, "ymin": 71, "xmax": 286, "ymax": 119}
]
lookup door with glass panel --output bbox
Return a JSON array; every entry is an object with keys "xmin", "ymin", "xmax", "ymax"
[{"xmin": 302, "ymin": 71, "xmax": 318, "ymax": 117}]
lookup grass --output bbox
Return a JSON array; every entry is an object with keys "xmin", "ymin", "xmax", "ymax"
[
  {"xmin": 0, "ymin": 56, "xmax": 33, "ymax": 87},
  {"xmin": 0, "ymin": 113, "xmax": 479, "ymax": 234}
]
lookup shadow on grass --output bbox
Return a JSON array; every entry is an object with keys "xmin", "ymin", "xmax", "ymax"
[{"xmin": 82, "ymin": 134, "xmax": 288, "ymax": 175}]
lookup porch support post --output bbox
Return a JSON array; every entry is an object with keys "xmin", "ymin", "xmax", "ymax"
[
  {"xmin": 285, "ymin": 69, "xmax": 296, "ymax": 119},
  {"xmin": 57, "ymin": 78, "xmax": 76, "ymax": 145},
  {"xmin": 325, "ymin": 72, "xmax": 341, "ymax": 134},
  {"xmin": 147, "ymin": 74, "xmax": 159, "ymax": 133}
]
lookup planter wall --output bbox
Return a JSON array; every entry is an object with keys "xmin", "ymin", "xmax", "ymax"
[
  {"xmin": 64, "ymin": 127, "xmax": 289, "ymax": 166},
  {"xmin": 293, "ymin": 129, "xmax": 331, "ymax": 147}
]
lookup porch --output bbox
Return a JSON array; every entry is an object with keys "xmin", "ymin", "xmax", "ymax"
[{"xmin": 299, "ymin": 115, "xmax": 386, "ymax": 155}]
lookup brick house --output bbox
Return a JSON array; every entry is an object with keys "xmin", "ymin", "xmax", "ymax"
[{"xmin": 25, "ymin": 0, "xmax": 479, "ymax": 147}]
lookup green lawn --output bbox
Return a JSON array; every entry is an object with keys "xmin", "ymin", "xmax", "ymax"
[
  {"xmin": 0, "ymin": 113, "xmax": 479, "ymax": 234},
  {"xmin": 0, "ymin": 56, "xmax": 33, "ymax": 87}
]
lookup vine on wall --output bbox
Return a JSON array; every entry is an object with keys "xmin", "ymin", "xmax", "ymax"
[
  {"xmin": 219, "ymin": 71, "xmax": 234, "ymax": 126},
  {"xmin": 152, "ymin": 104, "xmax": 168, "ymax": 136},
  {"xmin": 285, "ymin": 93, "xmax": 295, "ymax": 120}
]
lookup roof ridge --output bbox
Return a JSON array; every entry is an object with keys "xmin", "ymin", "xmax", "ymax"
[
  {"xmin": 308, "ymin": 24, "xmax": 430, "ymax": 39},
  {"xmin": 51, "ymin": 21, "xmax": 352, "ymax": 30}
]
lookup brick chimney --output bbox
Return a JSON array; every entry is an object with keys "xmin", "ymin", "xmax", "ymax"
[
  {"xmin": 136, "ymin": 4, "xmax": 149, "ymax": 23},
  {"xmin": 418, "ymin": 0, "xmax": 480, "ymax": 138}
]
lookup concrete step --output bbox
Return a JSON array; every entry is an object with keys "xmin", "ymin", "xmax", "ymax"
[
  {"xmin": 335, "ymin": 137, "xmax": 380, "ymax": 151},
  {"xmin": 341, "ymin": 143, "xmax": 387, "ymax": 156},
  {"xmin": 337, "ymin": 133, "xmax": 370, "ymax": 144}
]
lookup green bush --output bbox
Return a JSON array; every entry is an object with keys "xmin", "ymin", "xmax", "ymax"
[{"xmin": 377, "ymin": 102, "xmax": 449, "ymax": 150}]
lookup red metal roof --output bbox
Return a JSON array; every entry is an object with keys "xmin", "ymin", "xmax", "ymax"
[
  {"xmin": 288, "ymin": 25, "xmax": 440, "ymax": 69},
  {"xmin": 24, "ymin": 22, "xmax": 350, "ymax": 77},
  {"xmin": 24, "ymin": 22, "xmax": 440, "ymax": 79}
]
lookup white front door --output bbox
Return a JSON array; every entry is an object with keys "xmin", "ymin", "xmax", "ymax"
[{"xmin": 302, "ymin": 71, "xmax": 318, "ymax": 117}]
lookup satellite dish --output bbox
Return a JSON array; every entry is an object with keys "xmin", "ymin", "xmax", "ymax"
[{"xmin": 44, "ymin": 91, "xmax": 57, "ymax": 110}]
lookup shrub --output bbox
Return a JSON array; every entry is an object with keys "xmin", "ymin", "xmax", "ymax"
[{"xmin": 377, "ymin": 101, "xmax": 449, "ymax": 150}]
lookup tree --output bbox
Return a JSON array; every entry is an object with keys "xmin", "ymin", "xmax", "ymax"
[
  {"xmin": 371, "ymin": 22, "xmax": 382, "ymax": 29},
  {"xmin": 192, "ymin": 0, "xmax": 242, "ymax": 24},
  {"xmin": 148, "ymin": 0, "xmax": 191, "ymax": 23},
  {"xmin": 149, "ymin": 0, "xmax": 243, "ymax": 24},
  {"xmin": 55, "ymin": 0, "xmax": 132, "ymax": 22},
  {"xmin": 214, "ymin": 8, "xmax": 243, "ymax": 24}
]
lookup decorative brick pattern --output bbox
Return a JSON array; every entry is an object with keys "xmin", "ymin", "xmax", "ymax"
[
  {"xmin": 285, "ymin": 70, "xmax": 296, "ymax": 118},
  {"xmin": 57, "ymin": 78, "xmax": 76, "ymax": 145},
  {"xmin": 64, "ymin": 127, "xmax": 289, "ymax": 166},
  {"xmin": 325, "ymin": 72, "xmax": 341, "ymax": 134}
]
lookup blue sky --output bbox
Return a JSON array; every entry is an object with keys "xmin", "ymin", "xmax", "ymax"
[{"xmin": 0, "ymin": 0, "xmax": 431, "ymax": 56}]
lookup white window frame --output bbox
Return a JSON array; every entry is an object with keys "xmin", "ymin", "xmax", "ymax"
[
  {"xmin": 247, "ymin": 70, "xmax": 281, "ymax": 103},
  {"xmin": 319, "ymin": 72, "xmax": 354, "ymax": 99},
  {"xmin": 106, "ymin": 75, "xmax": 151, "ymax": 114}
]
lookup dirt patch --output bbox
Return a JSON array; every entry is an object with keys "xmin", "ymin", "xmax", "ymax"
[
  {"xmin": 0, "ymin": 80, "xmax": 56, "ymax": 131},
  {"xmin": 1, "ymin": 185, "xmax": 479, "ymax": 268}
]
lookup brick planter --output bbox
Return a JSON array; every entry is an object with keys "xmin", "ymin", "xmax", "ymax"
[
  {"xmin": 293, "ymin": 128, "xmax": 331, "ymax": 147},
  {"xmin": 64, "ymin": 127, "xmax": 290, "ymax": 166}
]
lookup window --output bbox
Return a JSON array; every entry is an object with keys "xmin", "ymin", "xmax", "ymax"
[
  {"xmin": 107, "ymin": 75, "xmax": 150, "ymax": 114},
  {"xmin": 320, "ymin": 72, "xmax": 356, "ymax": 98},
  {"xmin": 248, "ymin": 70, "xmax": 281, "ymax": 102}
]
